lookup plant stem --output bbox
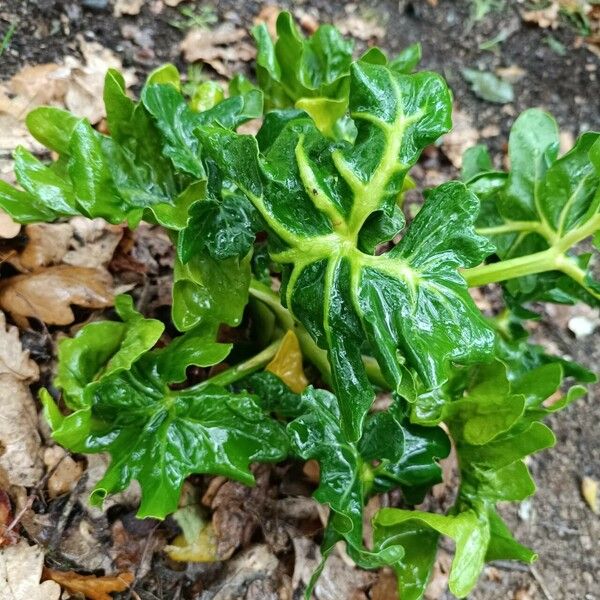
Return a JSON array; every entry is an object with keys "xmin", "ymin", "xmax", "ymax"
[
  {"xmin": 190, "ymin": 338, "xmax": 281, "ymax": 392},
  {"xmin": 249, "ymin": 279, "xmax": 392, "ymax": 389},
  {"xmin": 462, "ymin": 248, "xmax": 558, "ymax": 287},
  {"xmin": 249, "ymin": 279, "xmax": 333, "ymax": 384}
]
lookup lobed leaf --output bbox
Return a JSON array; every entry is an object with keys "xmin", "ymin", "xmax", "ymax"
[
  {"xmin": 465, "ymin": 109, "xmax": 600, "ymax": 306},
  {"xmin": 199, "ymin": 60, "xmax": 495, "ymax": 438}
]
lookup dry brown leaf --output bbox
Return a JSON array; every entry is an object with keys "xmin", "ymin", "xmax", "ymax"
[
  {"xmin": 208, "ymin": 465, "xmax": 271, "ymax": 560},
  {"xmin": 334, "ymin": 15, "xmax": 386, "ymax": 42},
  {"xmin": 292, "ymin": 537, "xmax": 374, "ymax": 600},
  {"xmin": 254, "ymin": 5, "xmax": 281, "ymax": 38},
  {"xmin": 43, "ymin": 447, "xmax": 84, "ymax": 499},
  {"xmin": 114, "ymin": 0, "xmax": 145, "ymax": 16},
  {"xmin": 371, "ymin": 569, "xmax": 398, "ymax": 600},
  {"xmin": 440, "ymin": 108, "xmax": 479, "ymax": 168},
  {"xmin": 43, "ymin": 568, "xmax": 134, "ymax": 600},
  {"xmin": 581, "ymin": 476, "xmax": 599, "ymax": 514},
  {"xmin": 0, "ymin": 37, "xmax": 136, "ymax": 148},
  {"xmin": 16, "ymin": 223, "xmax": 73, "ymax": 271},
  {"xmin": 0, "ymin": 542, "xmax": 61, "ymax": 600},
  {"xmin": 63, "ymin": 218, "xmax": 123, "ymax": 268},
  {"xmin": 521, "ymin": 1, "xmax": 560, "ymax": 28},
  {"xmin": 424, "ymin": 549, "xmax": 452, "ymax": 599},
  {"xmin": 0, "ymin": 311, "xmax": 42, "ymax": 487},
  {"xmin": 180, "ymin": 23, "xmax": 256, "ymax": 77},
  {"xmin": 0, "ymin": 211, "xmax": 20, "ymax": 240},
  {"xmin": 495, "ymin": 65, "xmax": 527, "ymax": 83},
  {"xmin": 0, "ymin": 265, "xmax": 114, "ymax": 326}
]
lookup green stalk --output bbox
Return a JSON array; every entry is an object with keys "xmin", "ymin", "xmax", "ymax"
[
  {"xmin": 462, "ymin": 248, "xmax": 558, "ymax": 287},
  {"xmin": 249, "ymin": 278, "xmax": 333, "ymax": 384},
  {"xmin": 189, "ymin": 338, "xmax": 281, "ymax": 392}
]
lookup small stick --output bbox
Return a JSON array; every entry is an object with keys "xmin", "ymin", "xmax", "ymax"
[{"xmin": 530, "ymin": 565, "xmax": 554, "ymax": 600}]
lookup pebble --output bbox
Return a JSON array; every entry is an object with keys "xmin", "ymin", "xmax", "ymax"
[{"xmin": 82, "ymin": 0, "xmax": 108, "ymax": 10}]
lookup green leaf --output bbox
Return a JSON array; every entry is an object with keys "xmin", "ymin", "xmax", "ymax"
[
  {"xmin": 172, "ymin": 251, "xmax": 251, "ymax": 331},
  {"xmin": 178, "ymin": 194, "xmax": 261, "ymax": 262},
  {"xmin": 199, "ymin": 61, "xmax": 495, "ymax": 438},
  {"xmin": 26, "ymin": 107, "xmax": 81, "ymax": 155},
  {"xmin": 54, "ymin": 295, "xmax": 164, "ymax": 409},
  {"xmin": 462, "ymin": 68, "xmax": 514, "ymax": 104},
  {"xmin": 388, "ymin": 43, "xmax": 422, "ymax": 74},
  {"xmin": 141, "ymin": 83, "xmax": 205, "ymax": 178},
  {"xmin": 44, "ymin": 373, "xmax": 287, "ymax": 518},
  {"xmin": 466, "ymin": 110, "xmax": 600, "ymax": 305},
  {"xmin": 461, "ymin": 144, "xmax": 493, "ymax": 181},
  {"xmin": 375, "ymin": 508, "xmax": 489, "ymax": 598},
  {"xmin": 375, "ymin": 355, "xmax": 585, "ymax": 599}
]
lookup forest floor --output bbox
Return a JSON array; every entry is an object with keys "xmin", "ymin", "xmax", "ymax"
[{"xmin": 0, "ymin": 1, "xmax": 599, "ymax": 599}]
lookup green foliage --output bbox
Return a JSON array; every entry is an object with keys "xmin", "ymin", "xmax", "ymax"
[
  {"xmin": 464, "ymin": 109, "xmax": 600, "ymax": 306},
  {"xmin": 1, "ymin": 11, "xmax": 598, "ymax": 599}
]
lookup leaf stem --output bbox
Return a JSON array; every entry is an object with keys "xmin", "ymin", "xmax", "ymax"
[
  {"xmin": 190, "ymin": 338, "xmax": 281, "ymax": 391},
  {"xmin": 248, "ymin": 279, "xmax": 391, "ymax": 389},
  {"xmin": 462, "ymin": 248, "xmax": 558, "ymax": 287},
  {"xmin": 249, "ymin": 279, "xmax": 333, "ymax": 384}
]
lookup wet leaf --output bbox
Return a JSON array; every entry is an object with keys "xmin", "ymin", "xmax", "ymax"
[{"xmin": 266, "ymin": 330, "xmax": 309, "ymax": 393}]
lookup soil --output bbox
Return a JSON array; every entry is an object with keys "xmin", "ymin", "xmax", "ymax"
[{"xmin": 1, "ymin": 1, "xmax": 599, "ymax": 599}]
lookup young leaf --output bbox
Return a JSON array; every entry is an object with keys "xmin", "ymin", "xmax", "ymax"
[
  {"xmin": 43, "ymin": 304, "xmax": 284, "ymax": 518},
  {"xmin": 54, "ymin": 295, "xmax": 164, "ymax": 409},
  {"xmin": 374, "ymin": 357, "xmax": 586, "ymax": 599},
  {"xmin": 199, "ymin": 61, "xmax": 495, "ymax": 438},
  {"xmin": 465, "ymin": 110, "xmax": 600, "ymax": 306}
]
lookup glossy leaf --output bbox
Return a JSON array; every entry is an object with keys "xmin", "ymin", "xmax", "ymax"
[
  {"xmin": 199, "ymin": 60, "xmax": 496, "ymax": 439},
  {"xmin": 466, "ymin": 110, "xmax": 600, "ymax": 306},
  {"xmin": 374, "ymin": 356, "xmax": 586, "ymax": 599},
  {"xmin": 54, "ymin": 295, "xmax": 164, "ymax": 409}
]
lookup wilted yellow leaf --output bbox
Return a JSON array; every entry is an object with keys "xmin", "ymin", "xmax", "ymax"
[
  {"xmin": 266, "ymin": 330, "xmax": 309, "ymax": 393},
  {"xmin": 581, "ymin": 476, "xmax": 599, "ymax": 514}
]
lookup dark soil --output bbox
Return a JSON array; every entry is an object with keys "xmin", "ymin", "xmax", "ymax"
[{"xmin": 1, "ymin": 1, "xmax": 598, "ymax": 599}]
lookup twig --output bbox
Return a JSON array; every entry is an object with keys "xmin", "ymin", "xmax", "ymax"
[
  {"xmin": 1, "ymin": 454, "xmax": 67, "ymax": 543},
  {"xmin": 488, "ymin": 560, "xmax": 531, "ymax": 573},
  {"xmin": 530, "ymin": 565, "xmax": 555, "ymax": 600},
  {"xmin": 126, "ymin": 521, "xmax": 160, "ymax": 600}
]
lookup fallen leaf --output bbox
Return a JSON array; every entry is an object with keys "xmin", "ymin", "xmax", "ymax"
[
  {"xmin": 292, "ymin": 537, "xmax": 374, "ymax": 600},
  {"xmin": 266, "ymin": 330, "xmax": 309, "ymax": 393},
  {"xmin": 462, "ymin": 68, "xmax": 515, "ymax": 104},
  {"xmin": 0, "ymin": 211, "xmax": 20, "ymax": 240},
  {"xmin": 495, "ymin": 65, "xmax": 527, "ymax": 83},
  {"xmin": 521, "ymin": 1, "xmax": 561, "ymax": 28},
  {"xmin": 165, "ymin": 0, "xmax": 186, "ymax": 5},
  {"xmin": 43, "ymin": 447, "xmax": 84, "ymax": 498},
  {"xmin": 207, "ymin": 464, "xmax": 272, "ymax": 560},
  {"xmin": 440, "ymin": 108, "xmax": 479, "ymax": 168},
  {"xmin": 180, "ymin": 23, "xmax": 256, "ymax": 78},
  {"xmin": 0, "ymin": 265, "xmax": 114, "ymax": 326},
  {"xmin": 62, "ymin": 218, "xmax": 123, "ymax": 269},
  {"xmin": 0, "ymin": 38, "xmax": 136, "ymax": 141},
  {"xmin": 335, "ymin": 14, "xmax": 386, "ymax": 41},
  {"xmin": 0, "ymin": 311, "xmax": 42, "ymax": 487},
  {"xmin": 254, "ymin": 5, "xmax": 280, "ymax": 38},
  {"xmin": 581, "ymin": 476, "xmax": 599, "ymax": 514},
  {"xmin": 43, "ymin": 568, "xmax": 134, "ymax": 600},
  {"xmin": 199, "ymin": 544, "xmax": 279, "ymax": 599},
  {"xmin": 164, "ymin": 483, "xmax": 218, "ymax": 562},
  {"xmin": 114, "ymin": 0, "xmax": 144, "ymax": 16},
  {"xmin": 0, "ymin": 489, "xmax": 18, "ymax": 547},
  {"xmin": 0, "ymin": 542, "xmax": 61, "ymax": 600},
  {"xmin": 16, "ymin": 223, "xmax": 73, "ymax": 271},
  {"xmin": 371, "ymin": 569, "xmax": 398, "ymax": 600}
]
